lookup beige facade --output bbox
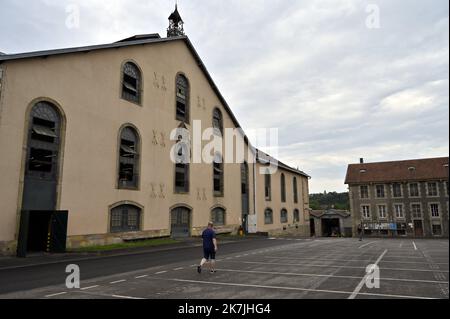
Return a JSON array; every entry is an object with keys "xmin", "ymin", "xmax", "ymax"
[{"xmin": 0, "ymin": 36, "xmax": 310, "ymax": 255}]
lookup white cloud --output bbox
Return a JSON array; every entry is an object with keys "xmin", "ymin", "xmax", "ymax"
[{"xmin": 0, "ymin": 0, "xmax": 448, "ymax": 193}]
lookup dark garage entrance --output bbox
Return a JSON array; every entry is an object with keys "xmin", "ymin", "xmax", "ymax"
[
  {"xmin": 17, "ymin": 210, "xmax": 68, "ymax": 257},
  {"xmin": 171, "ymin": 207, "xmax": 191, "ymax": 238},
  {"xmin": 321, "ymin": 218, "xmax": 341, "ymax": 237}
]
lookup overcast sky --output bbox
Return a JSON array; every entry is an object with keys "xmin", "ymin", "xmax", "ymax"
[{"xmin": 1, "ymin": 0, "xmax": 448, "ymax": 193}]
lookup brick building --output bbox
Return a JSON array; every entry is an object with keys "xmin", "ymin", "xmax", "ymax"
[{"xmin": 345, "ymin": 157, "xmax": 449, "ymax": 238}]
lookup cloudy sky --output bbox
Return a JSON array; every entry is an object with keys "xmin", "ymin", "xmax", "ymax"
[{"xmin": 1, "ymin": 0, "xmax": 448, "ymax": 193}]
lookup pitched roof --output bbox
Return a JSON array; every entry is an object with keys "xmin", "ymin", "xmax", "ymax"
[
  {"xmin": 310, "ymin": 209, "xmax": 351, "ymax": 218},
  {"xmin": 0, "ymin": 35, "xmax": 309, "ymax": 178},
  {"xmin": 256, "ymin": 149, "xmax": 310, "ymax": 178},
  {"xmin": 168, "ymin": 5, "xmax": 183, "ymax": 23},
  {"xmin": 345, "ymin": 157, "xmax": 449, "ymax": 184}
]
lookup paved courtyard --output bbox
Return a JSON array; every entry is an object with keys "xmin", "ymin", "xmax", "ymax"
[{"xmin": 0, "ymin": 238, "xmax": 448, "ymax": 299}]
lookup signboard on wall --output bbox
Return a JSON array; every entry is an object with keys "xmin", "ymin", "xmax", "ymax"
[{"xmin": 247, "ymin": 214, "xmax": 257, "ymax": 234}]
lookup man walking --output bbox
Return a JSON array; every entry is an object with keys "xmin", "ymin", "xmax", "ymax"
[{"xmin": 197, "ymin": 222, "xmax": 218, "ymax": 274}]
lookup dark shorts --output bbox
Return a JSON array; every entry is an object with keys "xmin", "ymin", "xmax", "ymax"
[{"xmin": 203, "ymin": 247, "xmax": 216, "ymax": 260}]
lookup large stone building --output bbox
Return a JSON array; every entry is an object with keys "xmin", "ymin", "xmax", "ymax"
[
  {"xmin": 0, "ymin": 7, "xmax": 310, "ymax": 256},
  {"xmin": 345, "ymin": 157, "xmax": 449, "ymax": 238}
]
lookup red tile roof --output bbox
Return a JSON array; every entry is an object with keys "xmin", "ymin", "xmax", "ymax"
[{"xmin": 345, "ymin": 157, "xmax": 449, "ymax": 184}]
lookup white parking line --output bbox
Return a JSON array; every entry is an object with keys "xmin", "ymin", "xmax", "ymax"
[
  {"xmin": 135, "ymin": 275, "xmax": 148, "ymax": 279},
  {"xmin": 112, "ymin": 295, "xmax": 145, "ymax": 300},
  {"xmin": 215, "ymin": 268, "xmax": 448, "ymax": 284},
  {"xmin": 349, "ymin": 249, "xmax": 387, "ymax": 299},
  {"xmin": 221, "ymin": 259, "xmax": 449, "ymax": 273},
  {"xmin": 45, "ymin": 292, "xmax": 67, "ymax": 298},
  {"xmin": 80, "ymin": 285, "xmax": 99, "ymax": 290},
  {"xmin": 359, "ymin": 241, "xmax": 377, "ymax": 249},
  {"xmin": 110, "ymin": 279, "xmax": 126, "ymax": 284},
  {"xmin": 167, "ymin": 278, "xmax": 433, "ymax": 299},
  {"xmin": 261, "ymin": 255, "xmax": 448, "ymax": 265},
  {"xmin": 174, "ymin": 267, "xmax": 184, "ymax": 271},
  {"xmin": 155, "ymin": 271, "xmax": 167, "ymax": 274},
  {"xmin": 413, "ymin": 241, "xmax": 417, "ymax": 250}
]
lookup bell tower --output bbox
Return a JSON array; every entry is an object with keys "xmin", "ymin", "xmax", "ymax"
[{"xmin": 167, "ymin": 4, "xmax": 185, "ymax": 37}]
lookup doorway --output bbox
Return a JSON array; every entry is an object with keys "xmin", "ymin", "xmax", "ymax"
[
  {"xmin": 171, "ymin": 207, "xmax": 191, "ymax": 238},
  {"xmin": 241, "ymin": 162, "xmax": 249, "ymax": 233},
  {"xmin": 17, "ymin": 210, "xmax": 68, "ymax": 257},
  {"xmin": 413, "ymin": 220, "xmax": 424, "ymax": 237},
  {"xmin": 321, "ymin": 218, "xmax": 341, "ymax": 237},
  {"xmin": 310, "ymin": 218, "xmax": 315, "ymax": 236}
]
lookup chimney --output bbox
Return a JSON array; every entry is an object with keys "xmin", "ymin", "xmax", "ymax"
[{"xmin": 360, "ymin": 158, "xmax": 364, "ymax": 164}]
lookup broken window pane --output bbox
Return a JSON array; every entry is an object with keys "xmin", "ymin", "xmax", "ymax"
[
  {"xmin": 122, "ymin": 62, "xmax": 141, "ymax": 103},
  {"xmin": 28, "ymin": 148, "xmax": 53, "ymax": 172}
]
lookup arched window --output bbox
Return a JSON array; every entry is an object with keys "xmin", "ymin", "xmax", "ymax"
[
  {"xmin": 111, "ymin": 204, "xmax": 141, "ymax": 233},
  {"xmin": 211, "ymin": 207, "xmax": 226, "ymax": 226},
  {"xmin": 118, "ymin": 126, "xmax": 140, "ymax": 189},
  {"xmin": 121, "ymin": 62, "xmax": 142, "ymax": 104},
  {"xmin": 213, "ymin": 153, "xmax": 224, "ymax": 196},
  {"xmin": 265, "ymin": 169, "xmax": 271, "ymax": 201},
  {"xmin": 212, "ymin": 108, "xmax": 223, "ymax": 136},
  {"xmin": 293, "ymin": 177, "xmax": 298, "ymax": 203},
  {"xmin": 174, "ymin": 140, "xmax": 190, "ymax": 193},
  {"xmin": 264, "ymin": 208, "xmax": 273, "ymax": 224},
  {"xmin": 280, "ymin": 173, "xmax": 286, "ymax": 202},
  {"xmin": 26, "ymin": 101, "xmax": 61, "ymax": 177},
  {"xmin": 280, "ymin": 209, "xmax": 288, "ymax": 223},
  {"xmin": 176, "ymin": 74, "xmax": 189, "ymax": 123},
  {"xmin": 293, "ymin": 209, "xmax": 300, "ymax": 223}
]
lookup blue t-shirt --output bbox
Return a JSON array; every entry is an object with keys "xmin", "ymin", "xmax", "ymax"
[{"xmin": 202, "ymin": 228, "xmax": 216, "ymax": 250}]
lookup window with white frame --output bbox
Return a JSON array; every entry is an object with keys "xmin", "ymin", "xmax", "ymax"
[
  {"xmin": 411, "ymin": 204, "xmax": 422, "ymax": 219},
  {"xmin": 360, "ymin": 185, "xmax": 369, "ymax": 199},
  {"xmin": 362, "ymin": 205, "xmax": 370, "ymax": 219},
  {"xmin": 427, "ymin": 182, "xmax": 438, "ymax": 197},
  {"xmin": 432, "ymin": 223, "xmax": 442, "ymax": 235},
  {"xmin": 376, "ymin": 185, "xmax": 385, "ymax": 198},
  {"xmin": 430, "ymin": 203, "xmax": 440, "ymax": 218},
  {"xmin": 378, "ymin": 205, "xmax": 387, "ymax": 219},
  {"xmin": 394, "ymin": 204, "xmax": 404, "ymax": 218},
  {"xmin": 409, "ymin": 183, "xmax": 419, "ymax": 197},
  {"xmin": 392, "ymin": 183, "xmax": 402, "ymax": 198}
]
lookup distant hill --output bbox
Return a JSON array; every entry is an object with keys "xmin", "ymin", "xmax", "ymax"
[{"xmin": 309, "ymin": 192, "xmax": 349, "ymax": 210}]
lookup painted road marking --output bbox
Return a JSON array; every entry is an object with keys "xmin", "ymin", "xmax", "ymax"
[
  {"xmin": 348, "ymin": 249, "xmax": 388, "ymax": 299},
  {"xmin": 155, "ymin": 271, "xmax": 167, "ymax": 274},
  {"xmin": 174, "ymin": 267, "xmax": 184, "ymax": 271},
  {"xmin": 215, "ymin": 268, "xmax": 448, "ymax": 284},
  {"xmin": 221, "ymin": 259, "xmax": 449, "ymax": 273},
  {"xmin": 359, "ymin": 241, "xmax": 377, "ymax": 249},
  {"xmin": 261, "ymin": 255, "xmax": 448, "ymax": 265},
  {"xmin": 45, "ymin": 292, "xmax": 67, "ymax": 298},
  {"xmin": 110, "ymin": 279, "xmax": 126, "ymax": 284},
  {"xmin": 112, "ymin": 295, "xmax": 145, "ymax": 300},
  {"xmin": 165, "ymin": 278, "xmax": 433, "ymax": 299},
  {"xmin": 413, "ymin": 241, "xmax": 418, "ymax": 250},
  {"xmin": 135, "ymin": 275, "xmax": 148, "ymax": 279},
  {"xmin": 80, "ymin": 285, "xmax": 99, "ymax": 291}
]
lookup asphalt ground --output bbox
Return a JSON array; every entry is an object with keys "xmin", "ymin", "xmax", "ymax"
[{"xmin": 0, "ymin": 238, "xmax": 448, "ymax": 299}]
